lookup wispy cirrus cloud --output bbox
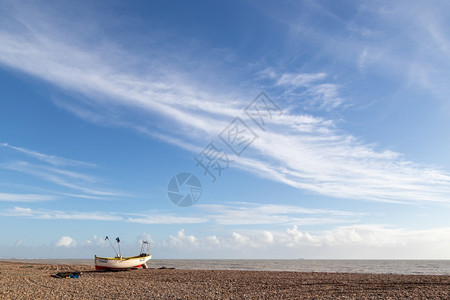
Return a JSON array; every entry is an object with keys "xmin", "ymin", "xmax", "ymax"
[
  {"xmin": 273, "ymin": 71, "xmax": 343, "ymax": 110},
  {"xmin": 1, "ymin": 141, "xmax": 122, "ymax": 200},
  {"xmin": 2, "ymin": 161, "xmax": 118, "ymax": 197},
  {"xmin": 1, "ymin": 1, "xmax": 450, "ymax": 205},
  {"xmin": 1, "ymin": 141, "xmax": 129, "ymax": 200},
  {"xmin": 0, "ymin": 143, "xmax": 114, "ymax": 201},
  {"xmin": 0, "ymin": 192, "xmax": 56, "ymax": 202},
  {"xmin": 1, "ymin": 206, "xmax": 207, "ymax": 224},
  {"xmin": 276, "ymin": 72, "xmax": 327, "ymax": 87},
  {"xmin": 198, "ymin": 202, "xmax": 362, "ymax": 225},
  {"xmin": 1, "ymin": 201, "xmax": 358, "ymax": 226},
  {"xmin": 2, "ymin": 206, "xmax": 122, "ymax": 221},
  {"xmin": 126, "ymin": 215, "xmax": 207, "ymax": 225},
  {"xmin": 257, "ymin": 1, "xmax": 450, "ymax": 107},
  {"xmin": 0, "ymin": 143, "xmax": 96, "ymax": 167},
  {"xmin": 355, "ymin": 1, "xmax": 450, "ymax": 102}
]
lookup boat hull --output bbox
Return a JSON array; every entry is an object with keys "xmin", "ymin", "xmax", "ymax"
[{"xmin": 94, "ymin": 255, "xmax": 152, "ymax": 270}]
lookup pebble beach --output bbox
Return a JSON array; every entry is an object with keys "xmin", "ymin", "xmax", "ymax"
[{"xmin": 1, "ymin": 261, "xmax": 449, "ymax": 299}]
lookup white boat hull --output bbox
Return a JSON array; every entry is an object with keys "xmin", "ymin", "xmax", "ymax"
[{"xmin": 94, "ymin": 255, "xmax": 152, "ymax": 270}]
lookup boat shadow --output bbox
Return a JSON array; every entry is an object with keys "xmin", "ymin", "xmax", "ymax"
[{"xmin": 82, "ymin": 266, "xmax": 176, "ymax": 274}]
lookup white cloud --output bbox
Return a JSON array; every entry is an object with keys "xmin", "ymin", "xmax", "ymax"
[
  {"xmin": 0, "ymin": 202, "xmax": 364, "ymax": 228},
  {"xmin": 1, "ymin": 2, "xmax": 450, "ymax": 205},
  {"xmin": 14, "ymin": 239, "xmax": 24, "ymax": 247},
  {"xmin": 4, "ymin": 225, "xmax": 450, "ymax": 259},
  {"xmin": 1, "ymin": 206, "xmax": 207, "ymax": 224},
  {"xmin": 5, "ymin": 207, "xmax": 33, "ymax": 216},
  {"xmin": 137, "ymin": 232, "xmax": 153, "ymax": 244},
  {"xmin": 282, "ymin": 225, "xmax": 320, "ymax": 247},
  {"xmin": 276, "ymin": 72, "xmax": 327, "ymax": 87},
  {"xmin": 198, "ymin": 203, "xmax": 361, "ymax": 225},
  {"xmin": 2, "ymin": 161, "xmax": 119, "ymax": 197},
  {"xmin": 261, "ymin": 1, "xmax": 450, "ymax": 106},
  {"xmin": 262, "ymin": 230, "xmax": 274, "ymax": 244},
  {"xmin": 167, "ymin": 229, "xmax": 198, "ymax": 247},
  {"xmin": 0, "ymin": 143, "xmax": 128, "ymax": 200},
  {"xmin": 232, "ymin": 232, "xmax": 250, "ymax": 245},
  {"xmin": 2, "ymin": 207, "xmax": 123, "ymax": 221},
  {"xmin": 206, "ymin": 235, "xmax": 220, "ymax": 245},
  {"xmin": 0, "ymin": 143, "xmax": 96, "ymax": 167},
  {"xmin": 126, "ymin": 215, "xmax": 207, "ymax": 224},
  {"xmin": 155, "ymin": 225, "xmax": 450, "ymax": 259},
  {"xmin": 0, "ymin": 192, "xmax": 56, "ymax": 202},
  {"xmin": 1, "ymin": 202, "xmax": 361, "ymax": 226},
  {"xmin": 81, "ymin": 235, "xmax": 108, "ymax": 247},
  {"xmin": 358, "ymin": 48, "xmax": 368, "ymax": 69},
  {"xmin": 55, "ymin": 236, "xmax": 76, "ymax": 248},
  {"xmin": 306, "ymin": 83, "xmax": 343, "ymax": 110},
  {"xmin": 274, "ymin": 72, "xmax": 343, "ymax": 110},
  {"xmin": 353, "ymin": 1, "xmax": 450, "ymax": 102}
]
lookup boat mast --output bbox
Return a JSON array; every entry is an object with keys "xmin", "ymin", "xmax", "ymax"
[
  {"xmin": 116, "ymin": 237, "xmax": 122, "ymax": 258},
  {"xmin": 105, "ymin": 236, "xmax": 119, "ymax": 257}
]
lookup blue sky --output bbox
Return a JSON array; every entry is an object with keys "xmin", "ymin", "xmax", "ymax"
[{"xmin": 1, "ymin": 0, "xmax": 450, "ymax": 259}]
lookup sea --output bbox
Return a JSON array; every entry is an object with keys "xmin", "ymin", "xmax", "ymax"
[{"xmin": 4, "ymin": 259, "xmax": 450, "ymax": 275}]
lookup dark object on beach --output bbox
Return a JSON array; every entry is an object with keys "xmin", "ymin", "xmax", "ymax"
[
  {"xmin": 158, "ymin": 266, "xmax": 175, "ymax": 270},
  {"xmin": 50, "ymin": 271, "xmax": 82, "ymax": 279}
]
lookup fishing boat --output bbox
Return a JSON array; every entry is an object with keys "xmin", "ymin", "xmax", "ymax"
[{"xmin": 94, "ymin": 236, "xmax": 152, "ymax": 270}]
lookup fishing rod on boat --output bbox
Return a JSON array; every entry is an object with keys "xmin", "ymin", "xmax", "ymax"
[
  {"xmin": 105, "ymin": 236, "xmax": 119, "ymax": 258},
  {"xmin": 116, "ymin": 237, "xmax": 122, "ymax": 258}
]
